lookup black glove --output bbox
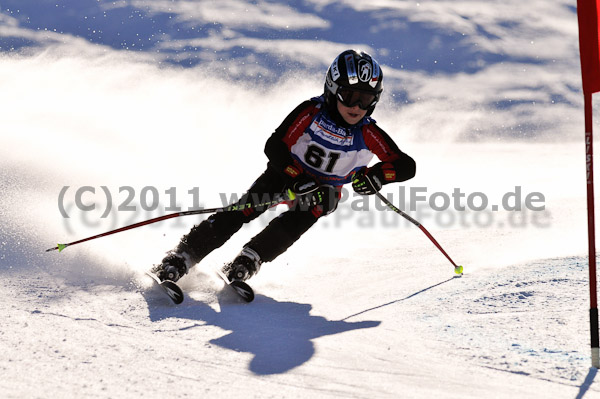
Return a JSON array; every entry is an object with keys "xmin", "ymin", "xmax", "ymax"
[
  {"xmin": 352, "ymin": 169, "xmax": 383, "ymax": 196},
  {"xmin": 288, "ymin": 173, "xmax": 324, "ymax": 206}
]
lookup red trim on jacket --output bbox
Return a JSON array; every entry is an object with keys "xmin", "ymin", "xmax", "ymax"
[
  {"xmin": 362, "ymin": 124, "xmax": 401, "ymax": 163},
  {"xmin": 282, "ymin": 103, "xmax": 320, "ymax": 150}
]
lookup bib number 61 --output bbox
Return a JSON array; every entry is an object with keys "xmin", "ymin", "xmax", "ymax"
[{"xmin": 304, "ymin": 144, "xmax": 340, "ymax": 173}]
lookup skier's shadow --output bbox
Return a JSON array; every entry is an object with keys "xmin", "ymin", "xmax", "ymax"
[{"xmin": 144, "ymin": 289, "xmax": 380, "ymax": 375}]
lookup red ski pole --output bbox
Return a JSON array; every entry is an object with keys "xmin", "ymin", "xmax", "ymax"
[
  {"xmin": 46, "ymin": 194, "xmax": 288, "ymax": 253},
  {"xmin": 375, "ymin": 191, "xmax": 463, "ymax": 275}
]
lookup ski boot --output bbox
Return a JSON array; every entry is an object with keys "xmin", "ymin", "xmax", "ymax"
[
  {"xmin": 151, "ymin": 251, "xmax": 190, "ymax": 282},
  {"xmin": 222, "ymin": 247, "xmax": 262, "ymax": 282}
]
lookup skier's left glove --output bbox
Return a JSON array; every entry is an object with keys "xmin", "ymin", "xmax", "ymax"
[{"xmin": 352, "ymin": 169, "xmax": 383, "ymax": 196}]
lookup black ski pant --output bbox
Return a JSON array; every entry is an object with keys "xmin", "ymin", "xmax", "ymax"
[{"xmin": 176, "ymin": 167, "xmax": 340, "ymax": 265}]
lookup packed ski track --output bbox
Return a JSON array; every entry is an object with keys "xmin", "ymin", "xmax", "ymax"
[{"xmin": 1, "ymin": 0, "xmax": 600, "ymax": 398}]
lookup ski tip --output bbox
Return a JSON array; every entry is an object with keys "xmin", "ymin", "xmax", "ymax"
[
  {"xmin": 162, "ymin": 281, "xmax": 184, "ymax": 304},
  {"xmin": 231, "ymin": 280, "xmax": 255, "ymax": 303},
  {"xmin": 454, "ymin": 265, "xmax": 464, "ymax": 275}
]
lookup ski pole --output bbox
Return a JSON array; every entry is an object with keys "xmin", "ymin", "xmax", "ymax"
[
  {"xmin": 375, "ymin": 191, "xmax": 464, "ymax": 275},
  {"xmin": 46, "ymin": 193, "xmax": 289, "ymax": 253}
]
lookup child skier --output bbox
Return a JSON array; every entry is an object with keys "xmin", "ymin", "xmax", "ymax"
[{"xmin": 152, "ymin": 49, "xmax": 416, "ymax": 284}]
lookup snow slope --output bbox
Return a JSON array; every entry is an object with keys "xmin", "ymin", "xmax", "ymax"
[{"xmin": 1, "ymin": 1, "xmax": 599, "ymax": 398}]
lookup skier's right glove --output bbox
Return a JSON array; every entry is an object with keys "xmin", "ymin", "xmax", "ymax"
[{"xmin": 286, "ymin": 171, "xmax": 324, "ymax": 206}]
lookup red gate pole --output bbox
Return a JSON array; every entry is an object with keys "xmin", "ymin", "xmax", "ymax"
[
  {"xmin": 577, "ymin": 0, "xmax": 600, "ymax": 369},
  {"xmin": 584, "ymin": 91, "xmax": 599, "ymax": 368}
]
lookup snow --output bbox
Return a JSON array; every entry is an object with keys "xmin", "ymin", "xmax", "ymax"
[{"xmin": 1, "ymin": 1, "xmax": 599, "ymax": 398}]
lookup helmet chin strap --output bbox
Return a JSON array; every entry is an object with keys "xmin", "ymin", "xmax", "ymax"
[{"xmin": 366, "ymin": 104, "xmax": 376, "ymax": 117}]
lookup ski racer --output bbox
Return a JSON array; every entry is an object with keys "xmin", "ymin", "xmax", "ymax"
[{"xmin": 151, "ymin": 49, "xmax": 417, "ymax": 284}]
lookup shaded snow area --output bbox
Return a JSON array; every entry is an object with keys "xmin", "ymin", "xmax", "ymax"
[{"xmin": 1, "ymin": 1, "xmax": 600, "ymax": 398}]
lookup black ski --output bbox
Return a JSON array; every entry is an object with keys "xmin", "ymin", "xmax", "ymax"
[
  {"xmin": 145, "ymin": 271, "xmax": 184, "ymax": 304},
  {"xmin": 216, "ymin": 269, "xmax": 255, "ymax": 302}
]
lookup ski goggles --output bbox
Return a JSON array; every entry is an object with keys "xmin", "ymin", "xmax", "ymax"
[{"xmin": 336, "ymin": 87, "xmax": 380, "ymax": 110}]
